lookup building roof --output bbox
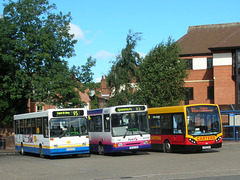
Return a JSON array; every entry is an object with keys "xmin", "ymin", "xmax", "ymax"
[{"xmin": 178, "ymin": 22, "xmax": 240, "ymax": 56}]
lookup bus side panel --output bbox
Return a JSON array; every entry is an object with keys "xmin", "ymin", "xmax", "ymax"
[
  {"xmin": 90, "ymin": 132, "xmax": 151, "ymax": 153},
  {"xmin": 89, "ymin": 132, "xmax": 112, "ymax": 153},
  {"xmin": 47, "ymin": 136, "xmax": 90, "ymax": 156},
  {"xmin": 102, "ymin": 143, "xmax": 151, "ymax": 153},
  {"xmin": 15, "ymin": 134, "xmax": 40, "ymax": 154},
  {"xmin": 46, "ymin": 146, "xmax": 90, "ymax": 156},
  {"xmin": 151, "ymin": 134, "xmax": 223, "ymax": 151},
  {"xmin": 107, "ymin": 134, "xmax": 151, "ymax": 153},
  {"xmin": 151, "ymin": 134, "xmax": 185, "ymax": 150}
]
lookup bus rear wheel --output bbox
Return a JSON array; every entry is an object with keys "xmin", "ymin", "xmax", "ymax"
[{"xmin": 163, "ymin": 140, "xmax": 172, "ymax": 153}]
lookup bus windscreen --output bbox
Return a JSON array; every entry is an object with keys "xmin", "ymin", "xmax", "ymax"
[{"xmin": 186, "ymin": 106, "xmax": 221, "ymax": 136}]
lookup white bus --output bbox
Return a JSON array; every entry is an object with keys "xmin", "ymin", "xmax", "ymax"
[
  {"xmin": 87, "ymin": 105, "xmax": 151, "ymax": 154},
  {"xmin": 14, "ymin": 108, "xmax": 90, "ymax": 157}
]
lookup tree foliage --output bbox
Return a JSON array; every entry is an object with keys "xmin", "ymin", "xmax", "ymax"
[
  {"xmin": 107, "ymin": 30, "xmax": 142, "ymax": 106},
  {"xmin": 0, "ymin": 0, "xmax": 95, "ymax": 126},
  {"xmin": 136, "ymin": 38, "xmax": 188, "ymax": 107}
]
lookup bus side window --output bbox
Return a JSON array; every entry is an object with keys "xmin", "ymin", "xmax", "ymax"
[
  {"xmin": 88, "ymin": 116, "xmax": 95, "ymax": 131},
  {"xmin": 32, "ymin": 119, "xmax": 36, "ymax": 134},
  {"xmin": 23, "ymin": 119, "xmax": 27, "ymax": 134},
  {"xmin": 162, "ymin": 114, "xmax": 172, "ymax": 134},
  {"xmin": 20, "ymin": 120, "xmax": 24, "ymax": 134},
  {"xmin": 173, "ymin": 114, "xmax": 183, "ymax": 134},
  {"xmin": 104, "ymin": 114, "xmax": 110, "ymax": 132},
  {"xmin": 149, "ymin": 115, "xmax": 161, "ymax": 135},
  {"xmin": 15, "ymin": 120, "xmax": 19, "ymax": 134},
  {"xmin": 89, "ymin": 115, "xmax": 102, "ymax": 132},
  {"xmin": 36, "ymin": 118, "xmax": 42, "ymax": 134},
  {"xmin": 95, "ymin": 115, "xmax": 102, "ymax": 132},
  {"xmin": 43, "ymin": 117, "xmax": 49, "ymax": 138},
  {"xmin": 26, "ymin": 119, "xmax": 31, "ymax": 134}
]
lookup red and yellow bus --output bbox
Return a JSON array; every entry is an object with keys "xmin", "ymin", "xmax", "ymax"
[{"xmin": 148, "ymin": 104, "xmax": 222, "ymax": 152}]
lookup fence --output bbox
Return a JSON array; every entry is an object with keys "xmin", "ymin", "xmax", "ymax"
[
  {"xmin": 221, "ymin": 110, "xmax": 240, "ymax": 141},
  {"xmin": 0, "ymin": 128, "xmax": 15, "ymax": 149}
]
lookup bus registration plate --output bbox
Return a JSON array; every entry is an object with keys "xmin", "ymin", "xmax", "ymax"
[
  {"xmin": 202, "ymin": 146, "xmax": 211, "ymax": 150},
  {"xmin": 129, "ymin": 146, "xmax": 139, "ymax": 149},
  {"xmin": 66, "ymin": 148, "xmax": 75, "ymax": 151}
]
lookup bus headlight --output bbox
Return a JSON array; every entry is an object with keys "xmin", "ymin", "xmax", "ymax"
[
  {"xmin": 188, "ymin": 138, "xmax": 197, "ymax": 144},
  {"xmin": 143, "ymin": 141, "xmax": 149, "ymax": 144},
  {"xmin": 118, "ymin": 143, "xmax": 123, "ymax": 147},
  {"xmin": 216, "ymin": 136, "xmax": 222, "ymax": 143}
]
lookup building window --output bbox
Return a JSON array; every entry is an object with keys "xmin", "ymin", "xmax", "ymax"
[
  {"xmin": 207, "ymin": 57, "xmax": 213, "ymax": 69},
  {"xmin": 232, "ymin": 51, "xmax": 236, "ymax": 77},
  {"xmin": 238, "ymin": 51, "xmax": 240, "ymax": 75},
  {"xmin": 185, "ymin": 87, "xmax": 193, "ymax": 105},
  {"xmin": 238, "ymin": 83, "xmax": 240, "ymax": 105},
  {"xmin": 185, "ymin": 87, "xmax": 193, "ymax": 100},
  {"xmin": 37, "ymin": 105, "xmax": 43, "ymax": 112},
  {"xmin": 184, "ymin": 59, "xmax": 193, "ymax": 70},
  {"xmin": 207, "ymin": 86, "xmax": 214, "ymax": 100}
]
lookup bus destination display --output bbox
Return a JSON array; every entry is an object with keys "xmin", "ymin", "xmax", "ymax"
[
  {"xmin": 115, "ymin": 106, "xmax": 145, "ymax": 112},
  {"xmin": 189, "ymin": 106, "xmax": 215, "ymax": 113},
  {"xmin": 52, "ymin": 110, "xmax": 84, "ymax": 117}
]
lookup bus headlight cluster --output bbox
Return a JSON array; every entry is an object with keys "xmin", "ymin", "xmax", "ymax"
[
  {"xmin": 188, "ymin": 138, "xmax": 197, "ymax": 144},
  {"xmin": 216, "ymin": 136, "xmax": 222, "ymax": 143},
  {"xmin": 143, "ymin": 141, "xmax": 149, "ymax": 144},
  {"xmin": 118, "ymin": 143, "xmax": 123, "ymax": 147}
]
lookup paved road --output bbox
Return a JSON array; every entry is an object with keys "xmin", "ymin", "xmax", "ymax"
[{"xmin": 0, "ymin": 142, "xmax": 240, "ymax": 180}]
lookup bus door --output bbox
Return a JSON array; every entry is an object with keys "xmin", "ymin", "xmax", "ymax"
[{"xmin": 172, "ymin": 114, "xmax": 185, "ymax": 143}]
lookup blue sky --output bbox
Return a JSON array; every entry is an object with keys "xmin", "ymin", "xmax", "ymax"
[{"xmin": 1, "ymin": 0, "xmax": 240, "ymax": 82}]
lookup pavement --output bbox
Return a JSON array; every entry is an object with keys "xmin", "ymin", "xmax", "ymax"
[
  {"xmin": 0, "ymin": 148, "xmax": 19, "ymax": 156},
  {"xmin": 0, "ymin": 140, "xmax": 239, "ymax": 156}
]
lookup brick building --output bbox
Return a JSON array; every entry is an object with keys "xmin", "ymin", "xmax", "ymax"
[
  {"xmin": 29, "ymin": 22, "xmax": 240, "ymax": 112},
  {"xmin": 29, "ymin": 88, "xmax": 91, "ymax": 112},
  {"xmin": 178, "ymin": 22, "xmax": 240, "ymax": 107}
]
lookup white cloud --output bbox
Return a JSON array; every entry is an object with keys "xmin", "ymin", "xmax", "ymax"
[
  {"xmin": 138, "ymin": 52, "xmax": 146, "ymax": 58},
  {"xmin": 94, "ymin": 50, "xmax": 115, "ymax": 60},
  {"xmin": 69, "ymin": 23, "xmax": 85, "ymax": 40},
  {"xmin": 96, "ymin": 77, "xmax": 102, "ymax": 83}
]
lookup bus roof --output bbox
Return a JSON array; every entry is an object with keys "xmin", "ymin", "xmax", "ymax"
[
  {"xmin": 148, "ymin": 104, "xmax": 219, "ymax": 115},
  {"xmin": 14, "ymin": 108, "xmax": 87, "ymax": 120}
]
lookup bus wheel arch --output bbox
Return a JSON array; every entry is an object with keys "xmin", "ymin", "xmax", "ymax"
[{"xmin": 163, "ymin": 140, "xmax": 172, "ymax": 153}]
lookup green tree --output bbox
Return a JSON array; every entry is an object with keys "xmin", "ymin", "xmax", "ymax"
[
  {"xmin": 107, "ymin": 30, "xmax": 142, "ymax": 106},
  {"xmin": 0, "ymin": 0, "xmax": 95, "ymax": 126},
  {"xmin": 137, "ymin": 38, "xmax": 188, "ymax": 108}
]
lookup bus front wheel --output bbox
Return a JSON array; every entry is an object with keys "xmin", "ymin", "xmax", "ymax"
[
  {"xmin": 20, "ymin": 144, "xmax": 24, "ymax": 155},
  {"xmin": 98, "ymin": 144, "xmax": 104, "ymax": 155},
  {"xmin": 39, "ymin": 145, "xmax": 44, "ymax": 158},
  {"xmin": 163, "ymin": 140, "xmax": 172, "ymax": 153}
]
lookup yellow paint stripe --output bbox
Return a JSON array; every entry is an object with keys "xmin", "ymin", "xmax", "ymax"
[{"xmin": 50, "ymin": 144, "xmax": 89, "ymax": 149}]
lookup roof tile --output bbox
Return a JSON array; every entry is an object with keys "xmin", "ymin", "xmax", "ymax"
[{"xmin": 178, "ymin": 22, "xmax": 240, "ymax": 55}]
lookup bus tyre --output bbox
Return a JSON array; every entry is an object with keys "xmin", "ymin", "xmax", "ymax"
[
  {"xmin": 39, "ymin": 145, "xmax": 44, "ymax": 158},
  {"xmin": 98, "ymin": 144, "xmax": 104, "ymax": 155},
  {"xmin": 20, "ymin": 144, "xmax": 24, "ymax": 155},
  {"xmin": 163, "ymin": 140, "xmax": 172, "ymax": 153}
]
